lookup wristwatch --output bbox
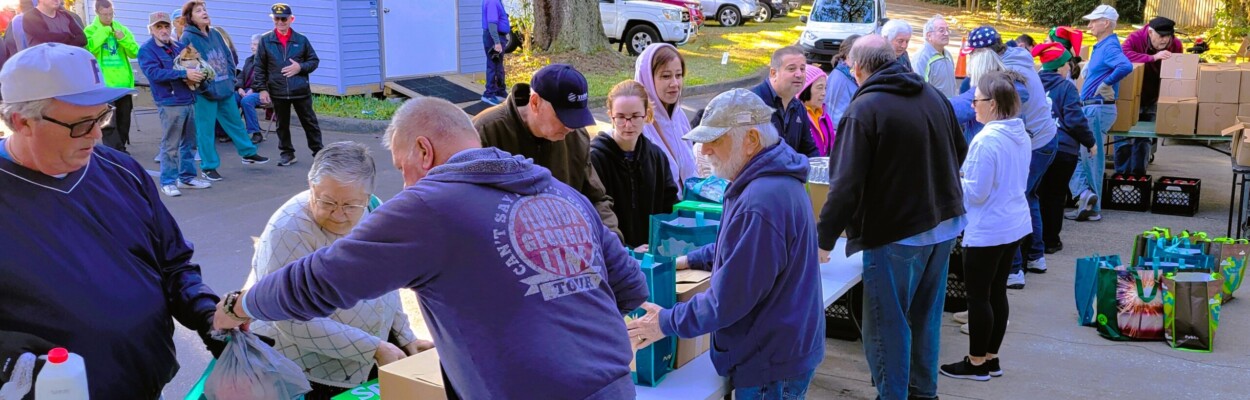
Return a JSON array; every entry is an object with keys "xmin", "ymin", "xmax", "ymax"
[{"xmin": 222, "ymin": 290, "xmax": 249, "ymax": 322}]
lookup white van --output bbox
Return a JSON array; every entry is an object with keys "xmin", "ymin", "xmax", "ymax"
[{"xmin": 797, "ymin": 0, "xmax": 887, "ymax": 70}]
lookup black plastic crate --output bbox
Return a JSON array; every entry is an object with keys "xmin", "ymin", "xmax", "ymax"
[
  {"xmin": 1152, "ymin": 176, "xmax": 1202, "ymax": 216},
  {"xmin": 824, "ymin": 282, "xmax": 863, "ymax": 341},
  {"xmin": 945, "ymin": 237, "xmax": 968, "ymax": 312},
  {"xmin": 1103, "ymin": 174, "xmax": 1153, "ymax": 212}
]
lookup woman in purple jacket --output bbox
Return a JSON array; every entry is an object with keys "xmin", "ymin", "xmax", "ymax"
[{"xmin": 798, "ymin": 66, "xmax": 835, "ymax": 156}]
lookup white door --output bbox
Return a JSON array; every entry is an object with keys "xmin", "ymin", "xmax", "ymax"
[{"xmin": 384, "ymin": 0, "xmax": 458, "ymax": 79}]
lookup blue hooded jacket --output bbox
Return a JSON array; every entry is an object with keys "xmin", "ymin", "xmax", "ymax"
[
  {"xmin": 662, "ymin": 143, "xmax": 825, "ymax": 388},
  {"xmin": 180, "ymin": 25, "xmax": 237, "ymax": 100},
  {"xmin": 1040, "ymin": 71, "xmax": 1096, "ymax": 156},
  {"xmin": 244, "ymin": 148, "xmax": 649, "ymax": 400},
  {"xmin": 138, "ymin": 38, "xmax": 195, "ymax": 106}
]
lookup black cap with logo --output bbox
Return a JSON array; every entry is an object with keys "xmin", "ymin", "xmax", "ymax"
[{"xmin": 530, "ymin": 64, "xmax": 594, "ymax": 129}]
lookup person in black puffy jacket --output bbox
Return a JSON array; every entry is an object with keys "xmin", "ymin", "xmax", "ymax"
[{"xmin": 253, "ymin": 3, "xmax": 322, "ymax": 167}]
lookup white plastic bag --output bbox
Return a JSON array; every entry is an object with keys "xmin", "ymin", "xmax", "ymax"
[{"xmin": 204, "ymin": 330, "xmax": 310, "ymax": 400}]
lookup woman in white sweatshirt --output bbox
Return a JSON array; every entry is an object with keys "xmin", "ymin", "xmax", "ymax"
[{"xmin": 941, "ymin": 71, "xmax": 1033, "ymax": 382}]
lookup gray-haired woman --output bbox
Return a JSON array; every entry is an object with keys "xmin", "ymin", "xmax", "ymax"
[{"xmin": 245, "ymin": 141, "xmax": 433, "ymax": 399}]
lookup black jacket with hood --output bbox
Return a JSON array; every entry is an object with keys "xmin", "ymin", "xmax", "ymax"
[
  {"xmin": 817, "ymin": 59, "xmax": 968, "ymax": 255},
  {"xmin": 252, "ymin": 28, "xmax": 319, "ymax": 99},
  {"xmin": 589, "ymin": 132, "xmax": 680, "ymax": 248}
]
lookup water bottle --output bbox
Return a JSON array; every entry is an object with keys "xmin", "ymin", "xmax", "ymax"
[{"xmin": 34, "ymin": 348, "xmax": 89, "ymax": 400}]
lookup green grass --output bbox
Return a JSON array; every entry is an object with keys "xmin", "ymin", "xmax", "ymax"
[
  {"xmin": 503, "ymin": 10, "xmax": 808, "ymax": 99},
  {"xmin": 313, "ymin": 94, "xmax": 399, "ymax": 121}
]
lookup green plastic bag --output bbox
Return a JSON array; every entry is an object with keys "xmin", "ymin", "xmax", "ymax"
[
  {"xmin": 1162, "ymin": 272, "xmax": 1223, "ymax": 352},
  {"xmin": 1096, "ymin": 266, "xmax": 1164, "ymax": 341}
]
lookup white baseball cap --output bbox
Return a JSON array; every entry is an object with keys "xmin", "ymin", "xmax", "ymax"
[
  {"xmin": 0, "ymin": 43, "xmax": 134, "ymax": 106},
  {"xmin": 1082, "ymin": 4, "xmax": 1118, "ymax": 21}
]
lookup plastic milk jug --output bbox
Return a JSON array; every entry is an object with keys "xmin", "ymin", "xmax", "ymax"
[{"xmin": 34, "ymin": 348, "xmax": 89, "ymax": 400}]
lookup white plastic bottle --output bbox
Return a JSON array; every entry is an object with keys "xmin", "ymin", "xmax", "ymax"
[{"xmin": 34, "ymin": 348, "xmax": 89, "ymax": 400}]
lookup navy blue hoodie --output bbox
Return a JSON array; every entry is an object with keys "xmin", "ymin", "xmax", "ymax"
[
  {"xmin": 661, "ymin": 143, "xmax": 825, "ymax": 388},
  {"xmin": 1039, "ymin": 71, "xmax": 1096, "ymax": 156},
  {"xmin": 244, "ymin": 148, "xmax": 649, "ymax": 399}
]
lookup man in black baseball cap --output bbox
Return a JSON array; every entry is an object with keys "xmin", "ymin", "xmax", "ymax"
[
  {"xmin": 1121, "ymin": 16, "xmax": 1182, "ymax": 173},
  {"xmin": 473, "ymin": 64, "xmax": 623, "ymax": 241},
  {"xmin": 253, "ymin": 2, "xmax": 325, "ymax": 167}
]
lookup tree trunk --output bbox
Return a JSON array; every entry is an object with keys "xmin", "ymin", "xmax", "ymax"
[{"xmin": 533, "ymin": 0, "xmax": 608, "ymax": 54}]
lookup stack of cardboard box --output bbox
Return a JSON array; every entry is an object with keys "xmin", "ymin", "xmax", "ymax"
[
  {"xmin": 1111, "ymin": 63, "xmax": 1145, "ymax": 131},
  {"xmin": 1156, "ymin": 54, "xmax": 1202, "ymax": 136},
  {"xmin": 1195, "ymin": 63, "xmax": 1244, "ymax": 135}
]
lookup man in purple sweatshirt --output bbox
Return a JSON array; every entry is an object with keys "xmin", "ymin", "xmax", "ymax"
[
  {"xmin": 214, "ymin": 97, "xmax": 650, "ymax": 400},
  {"xmin": 1119, "ymin": 16, "xmax": 1182, "ymax": 175},
  {"xmin": 627, "ymin": 89, "xmax": 825, "ymax": 398}
]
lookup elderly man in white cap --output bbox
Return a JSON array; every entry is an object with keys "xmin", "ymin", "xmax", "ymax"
[
  {"xmin": 1067, "ymin": 4, "xmax": 1132, "ymax": 223},
  {"xmin": 0, "ymin": 43, "xmax": 225, "ymax": 399},
  {"xmin": 627, "ymin": 88, "xmax": 825, "ymax": 399}
]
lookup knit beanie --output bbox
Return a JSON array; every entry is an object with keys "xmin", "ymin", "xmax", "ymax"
[
  {"xmin": 799, "ymin": 65, "xmax": 828, "ymax": 100},
  {"xmin": 1032, "ymin": 42, "xmax": 1072, "ymax": 71},
  {"xmin": 1048, "ymin": 26, "xmax": 1084, "ymax": 59}
]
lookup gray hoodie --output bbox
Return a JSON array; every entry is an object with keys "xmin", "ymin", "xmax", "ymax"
[{"xmin": 1000, "ymin": 47, "xmax": 1058, "ymax": 150}]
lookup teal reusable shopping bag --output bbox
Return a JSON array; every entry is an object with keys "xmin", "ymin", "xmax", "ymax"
[
  {"xmin": 648, "ymin": 211, "xmax": 720, "ymax": 258},
  {"xmin": 627, "ymin": 252, "xmax": 677, "ymax": 387},
  {"xmin": 1075, "ymin": 254, "xmax": 1121, "ymax": 326}
]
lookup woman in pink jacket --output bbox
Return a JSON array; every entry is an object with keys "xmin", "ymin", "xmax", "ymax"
[
  {"xmin": 635, "ymin": 43, "xmax": 700, "ymax": 194},
  {"xmin": 799, "ymin": 66, "xmax": 835, "ymax": 156}
]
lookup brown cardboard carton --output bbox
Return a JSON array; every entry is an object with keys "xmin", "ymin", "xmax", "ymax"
[
  {"xmin": 1198, "ymin": 64, "xmax": 1243, "ymax": 104},
  {"xmin": 1161, "ymin": 54, "xmax": 1200, "ymax": 80},
  {"xmin": 1119, "ymin": 63, "xmax": 1144, "ymax": 100},
  {"xmin": 1155, "ymin": 97, "xmax": 1199, "ymax": 136},
  {"xmin": 1241, "ymin": 66, "xmax": 1250, "ymax": 104},
  {"xmin": 1220, "ymin": 116, "xmax": 1250, "ymax": 167},
  {"xmin": 1159, "ymin": 78, "xmax": 1198, "ymax": 98},
  {"xmin": 807, "ymin": 182, "xmax": 827, "ymax": 220},
  {"xmin": 674, "ymin": 269, "xmax": 712, "ymax": 369},
  {"xmin": 1111, "ymin": 98, "xmax": 1139, "ymax": 131},
  {"xmin": 380, "ymin": 349, "xmax": 446, "ymax": 400},
  {"xmin": 1198, "ymin": 103, "xmax": 1241, "ymax": 135},
  {"xmin": 1241, "ymin": 103, "xmax": 1250, "ymax": 118}
]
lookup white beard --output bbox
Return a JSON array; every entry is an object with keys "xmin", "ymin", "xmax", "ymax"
[{"xmin": 710, "ymin": 152, "xmax": 746, "ymax": 181}]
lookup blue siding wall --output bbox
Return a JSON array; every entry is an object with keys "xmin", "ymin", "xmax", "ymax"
[
  {"xmin": 459, "ymin": 0, "xmax": 486, "ymax": 74},
  {"xmin": 337, "ymin": 0, "xmax": 380, "ymax": 91},
  {"xmin": 109, "ymin": 0, "xmax": 345, "ymax": 94}
]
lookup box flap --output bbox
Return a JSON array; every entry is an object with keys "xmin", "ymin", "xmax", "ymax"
[
  {"xmin": 1222, "ymin": 117, "xmax": 1250, "ymax": 136},
  {"xmin": 676, "ymin": 269, "xmax": 711, "ymax": 288},
  {"xmin": 1158, "ymin": 96, "xmax": 1198, "ymax": 104},
  {"xmin": 381, "ymin": 348, "xmax": 443, "ymax": 387}
]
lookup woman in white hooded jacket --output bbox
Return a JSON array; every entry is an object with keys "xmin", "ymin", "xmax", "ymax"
[
  {"xmin": 635, "ymin": 43, "xmax": 700, "ymax": 195},
  {"xmin": 941, "ymin": 71, "xmax": 1032, "ymax": 383}
]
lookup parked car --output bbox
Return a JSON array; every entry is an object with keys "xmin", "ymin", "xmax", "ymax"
[
  {"xmin": 798, "ymin": 0, "xmax": 886, "ymax": 68},
  {"xmin": 754, "ymin": 0, "xmax": 802, "ymax": 23},
  {"xmin": 700, "ymin": 0, "xmax": 761, "ymax": 27},
  {"xmin": 653, "ymin": 0, "xmax": 705, "ymax": 27},
  {"xmin": 601, "ymin": 0, "xmax": 696, "ymax": 55}
]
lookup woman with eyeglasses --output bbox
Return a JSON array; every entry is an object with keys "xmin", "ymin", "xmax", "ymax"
[
  {"xmin": 244, "ymin": 141, "xmax": 433, "ymax": 399},
  {"xmin": 590, "ymin": 80, "xmax": 680, "ymax": 251},
  {"xmin": 940, "ymin": 71, "xmax": 1032, "ymax": 382}
]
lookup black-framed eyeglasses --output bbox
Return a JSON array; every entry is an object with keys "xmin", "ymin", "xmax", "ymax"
[
  {"xmin": 972, "ymin": 97, "xmax": 993, "ymax": 104},
  {"xmin": 41, "ymin": 104, "xmax": 114, "ymax": 138},
  {"xmin": 611, "ymin": 114, "xmax": 647, "ymax": 126},
  {"xmin": 314, "ymin": 197, "xmax": 367, "ymax": 215}
]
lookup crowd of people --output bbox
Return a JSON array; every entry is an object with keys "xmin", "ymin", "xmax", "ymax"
[{"xmin": 0, "ymin": 2, "xmax": 1192, "ymax": 399}]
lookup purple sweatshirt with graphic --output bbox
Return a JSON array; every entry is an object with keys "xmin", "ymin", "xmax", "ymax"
[{"xmin": 244, "ymin": 147, "xmax": 649, "ymax": 400}]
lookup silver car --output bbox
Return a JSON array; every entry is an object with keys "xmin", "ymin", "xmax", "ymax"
[{"xmin": 700, "ymin": 0, "xmax": 760, "ymax": 27}]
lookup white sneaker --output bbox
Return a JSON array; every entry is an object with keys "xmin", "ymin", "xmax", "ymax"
[
  {"xmin": 161, "ymin": 184, "xmax": 181, "ymax": 197},
  {"xmin": 1007, "ymin": 271, "xmax": 1026, "ymax": 289},
  {"xmin": 177, "ymin": 177, "xmax": 213, "ymax": 189},
  {"xmin": 1026, "ymin": 257, "xmax": 1048, "ymax": 274},
  {"xmin": 1076, "ymin": 190, "xmax": 1099, "ymax": 221},
  {"xmin": 954, "ymin": 311, "xmax": 969, "ymax": 324}
]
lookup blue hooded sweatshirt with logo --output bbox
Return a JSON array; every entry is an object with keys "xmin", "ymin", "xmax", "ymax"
[{"xmin": 244, "ymin": 147, "xmax": 650, "ymax": 399}]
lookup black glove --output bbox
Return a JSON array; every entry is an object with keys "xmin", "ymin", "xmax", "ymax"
[{"xmin": 0, "ymin": 330, "xmax": 56, "ymax": 385}]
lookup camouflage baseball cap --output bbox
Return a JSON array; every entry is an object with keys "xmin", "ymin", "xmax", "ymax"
[{"xmin": 683, "ymin": 88, "xmax": 775, "ymax": 143}]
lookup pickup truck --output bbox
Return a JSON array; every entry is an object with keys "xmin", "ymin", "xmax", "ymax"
[{"xmin": 601, "ymin": 0, "xmax": 696, "ymax": 55}]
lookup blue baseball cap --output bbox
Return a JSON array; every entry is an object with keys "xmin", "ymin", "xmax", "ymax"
[
  {"xmin": 530, "ymin": 64, "xmax": 594, "ymax": 129},
  {"xmin": 0, "ymin": 43, "xmax": 133, "ymax": 106},
  {"xmin": 963, "ymin": 26, "xmax": 1002, "ymax": 55}
]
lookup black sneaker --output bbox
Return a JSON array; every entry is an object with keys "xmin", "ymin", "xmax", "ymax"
[
  {"xmin": 250, "ymin": 132, "xmax": 264, "ymax": 144},
  {"xmin": 940, "ymin": 357, "xmax": 991, "ymax": 381},
  {"xmin": 277, "ymin": 154, "xmax": 297, "ymax": 167},
  {"xmin": 201, "ymin": 169, "xmax": 223, "ymax": 181},
  {"xmin": 1045, "ymin": 242, "xmax": 1063, "ymax": 254},
  {"xmin": 241, "ymin": 154, "xmax": 270, "ymax": 164},
  {"xmin": 985, "ymin": 358, "xmax": 1003, "ymax": 377}
]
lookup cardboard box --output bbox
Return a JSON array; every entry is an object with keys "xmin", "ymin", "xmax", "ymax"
[
  {"xmin": 1111, "ymin": 97, "xmax": 1140, "ymax": 132},
  {"xmin": 379, "ymin": 349, "xmax": 446, "ymax": 400},
  {"xmin": 1155, "ymin": 97, "xmax": 1199, "ymax": 136},
  {"xmin": 1241, "ymin": 103, "xmax": 1250, "ymax": 118},
  {"xmin": 1119, "ymin": 63, "xmax": 1145, "ymax": 100},
  {"xmin": 1221, "ymin": 116, "xmax": 1250, "ymax": 167},
  {"xmin": 1241, "ymin": 66, "xmax": 1250, "ymax": 104},
  {"xmin": 1198, "ymin": 102, "xmax": 1241, "ymax": 135},
  {"xmin": 1198, "ymin": 64, "xmax": 1243, "ymax": 104},
  {"xmin": 1159, "ymin": 78, "xmax": 1198, "ymax": 98},
  {"xmin": 1161, "ymin": 54, "xmax": 1201, "ymax": 80},
  {"xmin": 673, "ymin": 269, "xmax": 712, "ymax": 369},
  {"xmin": 807, "ymin": 182, "xmax": 827, "ymax": 219}
]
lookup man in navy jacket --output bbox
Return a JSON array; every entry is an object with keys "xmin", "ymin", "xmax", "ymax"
[
  {"xmin": 628, "ymin": 89, "xmax": 825, "ymax": 397},
  {"xmin": 139, "ymin": 11, "xmax": 212, "ymax": 196},
  {"xmin": 751, "ymin": 46, "xmax": 819, "ymax": 158}
]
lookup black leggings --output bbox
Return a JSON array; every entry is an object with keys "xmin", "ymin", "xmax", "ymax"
[
  {"xmin": 963, "ymin": 239, "xmax": 1020, "ymax": 357},
  {"xmin": 1040, "ymin": 152, "xmax": 1079, "ymax": 248}
]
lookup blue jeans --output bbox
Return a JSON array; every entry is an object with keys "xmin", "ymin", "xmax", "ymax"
[
  {"xmin": 861, "ymin": 239, "xmax": 954, "ymax": 400},
  {"xmin": 734, "ymin": 370, "xmax": 816, "ymax": 400},
  {"xmin": 157, "ymin": 105, "xmax": 198, "ymax": 185},
  {"xmin": 1070, "ymin": 104, "xmax": 1115, "ymax": 213},
  {"xmin": 1012, "ymin": 136, "xmax": 1058, "ymax": 273},
  {"xmin": 237, "ymin": 92, "xmax": 262, "ymax": 134},
  {"xmin": 1114, "ymin": 137, "xmax": 1150, "ymax": 175},
  {"xmin": 193, "ymin": 93, "xmax": 258, "ymax": 170},
  {"xmin": 482, "ymin": 30, "xmax": 507, "ymax": 99}
]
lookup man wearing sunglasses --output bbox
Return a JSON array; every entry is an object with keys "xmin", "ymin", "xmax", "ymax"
[
  {"xmin": 254, "ymin": 2, "xmax": 323, "ymax": 167},
  {"xmin": 0, "ymin": 43, "xmax": 227, "ymax": 399}
]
